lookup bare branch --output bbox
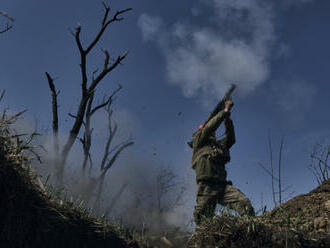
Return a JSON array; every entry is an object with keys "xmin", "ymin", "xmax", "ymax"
[
  {"xmin": 257, "ymin": 162, "xmax": 279, "ymax": 181},
  {"xmin": 81, "ymin": 92, "xmax": 94, "ymax": 171},
  {"xmin": 92, "ymin": 68, "xmax": 99, "ymax": 81},
  {"xmin": 311, "ymin": 154, "xmax": 329, "ymax": 167},
  {"xmin": 74, "ymin": 25, "xmax": 88, "ymax": 96},
  {"xmin": 309, "ymin": 142, "xmax": 330, "ymax": 185},
  {"xmin": 49, "ymin": 3, "xmax": 132, "ymax": 186},
  {"xmin": 68, "ymin": 113, "xmax": 78, "ymax": 119},
  {"xmin": 268, "ymin": 130, "xmax": 276, "ymax": 207},
  {"xmin": 101, "ymin": 2, "xmax": 111, "ymax": 26},
  {"xmin": 105, "ymin": 182, "xmax": 128, "ymax": 216},
  {"xmin": 0, "ymin": 11, "xmax": 14, "ymax": 34},
  {"xmin": 278, "ymin": 136, "xmax": 284, "ymax": 205},
  {"xmin": 0, "ymin": 24, "xmax": 12, "ymax": 34},
  {"xmin": 74, "ymin": 25, "xmax": 84, "ymax": 53},
  {"xmin": 90, "ymin": 85, "xmax": 122, "ymax": 116},
  {"xmin": 100, "ymin": 109, "xmax": 117, "ymax": 170},
  {"xmin": 46, "ymin": 72, "xmax": 59, "ymax": 156},
  {"xmin": 103, "ymin": 50, "xmax": 110, "ymax": 70},
  {"xmin": 90, "ymin": 52, "xmax": 128, "ymax": 93},
  {"xmin": 325, "ymin": 147, "xmax": 329, "ymax": 179},
  {"xmin": 6, "ymin": 110, "xmax": 27, "ymax": 123},
  {"xmin": 111, "ymin": 8, "xmax": 133, "ymax": 22},
  {"xmin": 85, "ymin": 7, "xmax": 132, "ymax": 55},
  {"xmin": 101, "ymin": 141, "xmax": 134, "ymax": 176},
  {"xmin": 0, "ymin": 90, "xmax": 5, "ymax": 102},
  {"xmin": 0, "ymin": 12, "xmax": 14, "ymax": 21}
]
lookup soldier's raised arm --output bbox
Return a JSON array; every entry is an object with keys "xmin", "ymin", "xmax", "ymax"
[
  {"xmin": 220, "ymin": 116, "xmax": 236, "ymax": 149},
  {"xmin": 193, "ymin": 100, "xmax": 234, "ymax": 148}
]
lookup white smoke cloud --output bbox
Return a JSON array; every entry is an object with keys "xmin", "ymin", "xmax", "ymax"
[
  {"xmin": 138, "ymin": 0, "xmax": 276, "ymax": 101},
  {"xmin": 91, "ymin": 107, "xmax": 138, "ymax": 142},
  {"xmin": 137, "ymin": 13, "xmax": 163, "ymax": 41}
]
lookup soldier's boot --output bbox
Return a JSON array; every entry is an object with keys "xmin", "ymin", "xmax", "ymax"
[
  {"xmin": 220, "ymin": 184, "xmax": 255, "ymax": 217},
  {"xmin": 236, "ymin": 199, "xmax": 255, "ymax": 217},
  {"xmin": 193, "ymin": 206, "xmax": 202, "ymax": 226},
  {"xmin": 194, "ymin": 196, "xmax": 216, "ymax": 228}
]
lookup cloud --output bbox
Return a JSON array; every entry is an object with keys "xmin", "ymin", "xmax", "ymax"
[
  {"xmin": 138, "ymin": 0, "xmax": 276, "ymax": 102},
  {"xmin": 137, "ymin": 13, "xmax": 163, "ymax": 41},
  {"xmin": 165, "ymin": 29, "xmax": 269, "ymax": 98}
]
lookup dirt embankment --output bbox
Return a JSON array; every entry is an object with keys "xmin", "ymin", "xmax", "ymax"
[
  {"xmin": 0, "ymin": 119, "xmax": 139, "ymax": 248},
  {"xmin": 188, "ymin": 179, "xmax": 330, "ymax": 248}
]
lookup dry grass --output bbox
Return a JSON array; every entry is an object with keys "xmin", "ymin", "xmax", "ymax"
[
  {"xmin": 0, "ymin": 112, "xmax": 139, "ymax": 248},
  {"xmin": 188, "ymin": 180, "xmax": 330, "ymax": 248}
]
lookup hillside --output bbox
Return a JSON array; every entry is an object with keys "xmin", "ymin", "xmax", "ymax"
[
  {"xmin": 188, "ymin": 180, "xmax": 330, "ymax": 248},
  {"xmin": 0, "ymin": 117, "xmax": 139, "ymax": 248},
  {"xmin": 1, "ymin": 114, "xmax": 329, "ymax": 248}
]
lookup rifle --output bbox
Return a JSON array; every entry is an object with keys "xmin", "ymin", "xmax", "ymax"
[
  {"xmin": 203, "ymin": 84, "xmax": 236, "ymax": 127},
  {"xmin": 188, "ymin": 84, "xmax": 236, "ymax": 148}
]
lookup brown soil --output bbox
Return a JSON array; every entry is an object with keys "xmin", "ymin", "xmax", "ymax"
[{"xmin": 188, "ymin": 179, "xmax": 330, "ymax": 248}]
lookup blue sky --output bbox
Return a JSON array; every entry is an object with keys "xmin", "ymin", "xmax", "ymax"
[{"xmin": 1, "ymin": 0, "xmax": 330, "ymax": 223}]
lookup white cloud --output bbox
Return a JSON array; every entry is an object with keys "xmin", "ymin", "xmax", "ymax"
[
  {"xmin": 138, "ymin": 0, "xmax": 316, "ymax": 109},
  {"xmin": 165, "ymin": 29, "xmax": 269, "ymax": 98},
  {"xmin": 137, "ymin": 13, "xmax": 163, "ymax": 41},
  {"xmin": 138, "ymin": 0, "xmax": 276, "ymax": 101}
]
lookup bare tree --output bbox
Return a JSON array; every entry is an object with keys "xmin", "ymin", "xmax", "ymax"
[
  {"xmin": 46, "ymin": 3, "xmax": 132, "ymax": 186},
  {"xmin": 258, "ymin": 132, "xmax": 293, "ymax": 208},
  {"xmin": 309, "ymin": 142, "xmax": 329, "ymax": 185},
  {"xmin": 113, "ymin": 166, "xmax": 186, "ymax": 234},
  {"xmin": 268, "ymin": 130, "xmax": 276, "ymax": 207},
  {"xmin": 0, "ymin": 11, "xmax": 14, "ymax": 34},
  {"xmin": 155, "ymin": 167, "xmax": 186, "ymax": 214},
  {"xmin": 83, "ymin": 101, "xmax": 134, "ymax": 214},
  {"xmin": 278, "ymin": 136, "xmax": 284, "ymax": 205}
]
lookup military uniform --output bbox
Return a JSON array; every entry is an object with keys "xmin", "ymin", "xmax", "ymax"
[{"xmin": 192, "ymin": 110, "xmax": 255, "ymax": 225}]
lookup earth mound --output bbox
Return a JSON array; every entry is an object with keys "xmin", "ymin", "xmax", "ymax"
[
  {"xmin": 188, "ymin": 180, "xmax": 330, "ymax": 248},
  {"xmin": 0, "ymin": 117, "xmax": 139, "ymax": 248}
]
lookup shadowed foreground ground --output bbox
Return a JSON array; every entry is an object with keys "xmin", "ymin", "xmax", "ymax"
[{"xmin": 0, "ymin": 118, "xmax": 139, "ymax": 248}]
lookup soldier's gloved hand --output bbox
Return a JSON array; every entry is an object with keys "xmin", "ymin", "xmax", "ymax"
[{"xmin": 224, "ymin": 100, "xmax": 234, "ymax": 113}]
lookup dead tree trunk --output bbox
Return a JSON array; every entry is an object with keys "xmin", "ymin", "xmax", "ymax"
[{"xmin": 46, "ymin": 3, "xmax": 132, "ymax": 186}]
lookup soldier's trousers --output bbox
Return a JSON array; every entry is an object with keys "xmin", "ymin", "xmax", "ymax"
[{"xmin": 193, "ymin": 180, "xmax": 255, "ymax": 225}]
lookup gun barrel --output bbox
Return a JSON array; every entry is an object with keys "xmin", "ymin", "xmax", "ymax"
[
  {"xmin": 204, "ymin": 84, "xmax": 236, "ymax": 125},
  {"xmin": 224, "ymin": 84, "xmax": 236, "ymax": 99}
]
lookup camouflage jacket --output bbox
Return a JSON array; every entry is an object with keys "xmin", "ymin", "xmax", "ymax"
[{"xmin": 191, "ymin": 110, "xmax": 235, "ymax": 183}]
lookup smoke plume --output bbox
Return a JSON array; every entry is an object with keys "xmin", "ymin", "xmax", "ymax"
[{"xmin": 138, "ymin": 0, "xmax": 276, "ymax": 101}]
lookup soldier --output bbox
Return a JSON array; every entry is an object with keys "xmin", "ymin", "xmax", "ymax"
[{"xmin": 191, "ymin": 99, "xmax": 255, "ymax": 226}]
